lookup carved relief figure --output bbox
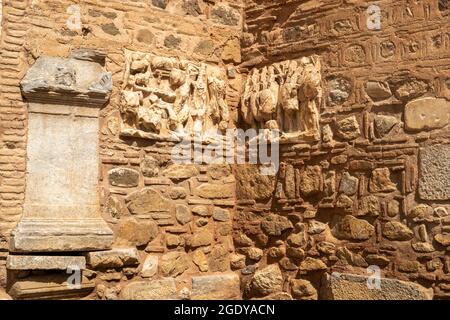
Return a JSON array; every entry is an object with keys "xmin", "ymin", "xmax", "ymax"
[
  {"xmin": 241, "ymin": 55, "xmax": 322, "ymax": 141},
  {"xmin": 119, "ymin": 50, "xmax": 230, "ymax": 141}
]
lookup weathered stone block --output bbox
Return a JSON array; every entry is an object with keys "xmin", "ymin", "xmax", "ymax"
[
  {"xmin": 419, "ymin": 145, "xmax": 450, "ymax": 200},
  {"xmin": 332, "ymin": 215, "xmax": 375, "ymax": 241},
  {"xmin": 120, "ymin": 279, "xmax": 178, "ymax": 300},
  {"xmin": 140, "ymin": 255, "xmax": 158, "ymax": 278},
  {"xmin": 191, "ymin": 273, "xmax": 241, "ymax": 300},
  {"xmin": 321, "ymin": 272, "xmax": 433, "ymax": 300},
  {"xmin": 108, "ymin": 168, "xmax": 139, "ymax": 187},
  {"xmin": 8, "ymin": 274, "xmax": 95, "ymax": 300},
  {"xmin": 126, "ymin": 188, "xmax": 172, "ymax": 215},
  {"xmin": 251, "ymin": 264, "xmax": 283, "ymax": 296},
  {"xmin": 7, "ymin": 255, "xmax": 86, "ymax": 270},
  {"xmin": 85, "ymin": 248, "xmax": 139, "ymax": 269},
  {"xmin": 405, "ymin": 97, "xmax": 450, "ymax": 132}
]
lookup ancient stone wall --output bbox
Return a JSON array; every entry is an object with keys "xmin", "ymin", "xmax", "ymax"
[{"xmin": 234, "ymin": 0, "xmax": 450, "ymax": 300}]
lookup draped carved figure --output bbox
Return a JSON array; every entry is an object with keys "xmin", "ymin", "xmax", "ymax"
[
  {"xmin": 241, "ymin": 55, "xmax": 322, "ymax": 142},
  {"xmin": 119, "ymin": 50, "xmax": 230, "ymax": 141}
]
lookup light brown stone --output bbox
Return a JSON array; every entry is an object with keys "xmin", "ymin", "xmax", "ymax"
[
  {"xmin": 405, "ymin": 97, "xmax": 450, "ymax": 132},
  {"xmin": 160, "ymin": 251, "xmax": 189, "ymax": 277},
  {"xmin": 322, "ymin": 272, "xmax": 433, "ymax": 300}
]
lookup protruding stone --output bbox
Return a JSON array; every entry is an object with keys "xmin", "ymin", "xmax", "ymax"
[
  {"xmin": 192, "ymin": 205, "xmax": 211, "ymax": 217},
  {"xmin": 120, "ymin": 279, "xmax": 177, "ymax": 300},
  {"xmin": 211, "ymin": 5, "xmax": 241, "ymax": 26},
  {"xmin": 192, "ymin": 250, "xmax": 209, "ymax": 272},
  {"xmin": 321, "ymin": 272, "xmax": 433, "ymax": 300},
  {"xmin": 175, "ymin": 204, "xmax": 192, "ymax": 225},
  {"xmin": 196, "ymin": 183, "xmax": 234, "ymax": 199},
  {"xmin": 332, "ymin": 215, "xmax": 375, "ymax": 241},
  {"xmin": 435, "ymin": 234, "xmax": 450, "ymax": 246},
  {"xmin": 116, "ymin": 218, "xmax": 158, "ymax": 246},
  {"xmin": 9, "ymin": 274, "xmax": 95, "ymax": 300},
  {"xmin": 7, "ymin": 255, "xmax": 86, "ymax": 270},
  {"xmin": 290, "ymin": 279, "xmax": 318, "ymax": 300},
  {"xmin": 108, "ymin": 168, "xmax": 139, "ymax": 187},
  {"xmin": 369, "ymin": 168, "xmax": 397, "ymax": 193},
  {"xmin": 140, "ymin": 255, "xmax": 158, "ymax": 278},
  {"xmin": 126, "ymin": 188, "xmax": 172, "ymax": 215},
  {"xmin": 419, "ymin": 145, "xmax": 450, "ymax": 200},
  {"xmin": 251, "ymin": 264, "xmax": 283, "ymax": 296},
  {"xmin": 405, "ymin": 97, "xmax": 450, "ymax": 132},
  {"xmin": 408, "ymin": 204, "xmax": 433, "ymax": 219},
  {"xmin": 162, "ymin": 164, "xmax": 198, "ymax": 181},
  {"xmin": 230, "ymin": 253, "xmax": 246, "ymax": 270},
  {"xmin": 299, "ymin": 257, "xmax": 327, "ymax": 273},
  {"xmin": 412, "ymin": 242, "xmax": 435, "ymax": 253},
  {"xmin": 358, "ymin": 195, "xmax": 381, "ymax": 216},
  {"xmin": 365, "ymin": 81, "xmax": 392, "ymax": 101},
  {"xmin": 189, "ymin": 230, "xmax": 213, "ymax": 248},
  {"xmin": 261, "ymin": 214, "xmax": 293, "ymax": 236},
  {"xmin": 299, "ymin": 165, "xmax": 323, "ymax": 197},
  {"xmin": 86, "ymin": 248, "xmax": 139, "ymax": 269},
  {"xmin": 213, "ymin": 208, "xmax": 231, "ymax": 222},
  {"xmin": 140, "ymin": 156, "xmax": 159, "ymax": 178},
  {"xmin": 208, "ymin": 245, "xmax": 229, "ymax": 272},
  {"xmin": 234, "ymin": 165, "xmax": 275, "ymax": 201},
  {"xmin": 160, "ymin": 252, "xmax": 189, "ymax": 277},
  {"xmin": 246, "ymin": 247, "xmax": 263, "ymax": 261},
  {"xmin": 191, "ymin": 274, "xmax": 241, "ymax": 300},
  {"xmin": 335, "ymin": 116, "xmax": 360, "ymax": 140},
  {"xmin": 374, "ymin": 115, "xmax": 398, "ymax": 137}
]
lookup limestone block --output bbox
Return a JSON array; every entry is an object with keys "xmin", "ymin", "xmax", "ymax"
[
  {"xmin": 419, "ymin": 145, "xmax": 450, "ymax": 200},
  {"xmin": 251, "ymin": 264, "xmax": 283, "ymax": 296},
  {"xmin": 120, "ymin": 279, "xmax": 178, "ymax": 300},
  {"xmin": 365, "ymin": 81, "xmax": 392, "ymax": 101},
  {"xmin": 8, "ymin": 274, "xmax": 95, "ymax": 300},
  {"xmin": 321, "ymin": 272, "xmax": 433, "ymax": 300},
  {"xmin": 159, "ymin": 251, "xmax": 189, "ymax": 277},
  {"xmin": 10, "ymin": 219, "xmax": 113, "ymax": 253},
  {"xmin": 332, "ymin": 215, "xmax": 375, "ymax": 241},
  {"xmin": 108, "ymin": 168, "xmax": 139, "ymax": 187},
  {"xmin": 195, "ymin": 183, "xmax": 234, "ymax": 199},
  {"xmin": 126, "ymin": 188, "xmax": 172, "ymax": 215},
  {"xmin": 335, "ymin": 116, "xmax": 360, "ymax": 140},
  {"xmin": 20, "ymin": 56, "xmax": 112, "ymax": 107},
  {"xmin": 7, "ymin": 255, "xmax": 86, "ymax": 270},
  {"xmin": 382, "ymin": 221, "xmax": 414, "ymax": 241},
  {"xmin": 191, "ymin": 273, "xmax": 241, "ymax": 300},
  {"xmin": 0, "ymin": 288, "xmax": 12, "ymax": 300},
  {"xmin": 405, "ymin": 97, "xmax": 450, "ymax": 132}
]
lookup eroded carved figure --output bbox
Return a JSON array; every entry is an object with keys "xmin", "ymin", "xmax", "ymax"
[
  {"xmin": 241, "ymin": 55, "xmax": 322, "ymax": 141},
  {"xmin": 120, "ymin": 51, "xmax": 229, "ymax": 141}
]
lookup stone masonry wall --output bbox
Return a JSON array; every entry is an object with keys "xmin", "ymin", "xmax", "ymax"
[{"xmin": 233, "ymin": 0, "xmax": 450, "ymax": 300}]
